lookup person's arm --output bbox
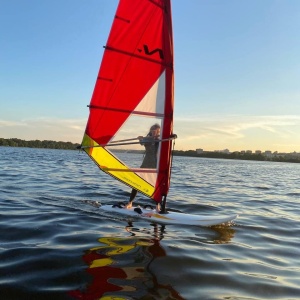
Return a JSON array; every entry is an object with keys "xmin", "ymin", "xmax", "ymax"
[{"xmin": 137, "ymin": 136, "xmax": 144, "ymax": 145}]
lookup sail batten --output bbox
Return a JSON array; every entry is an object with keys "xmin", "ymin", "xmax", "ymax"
[
  {"xmin": 81, "ymin": 136, "xmax": 176, "ymax": 149},
  {"xmin": 81, "ymin": 0, "xmax": 174, "ymax": 203},
  {"xmin": 98, "ymin": 168, "xmax": 160, "ymax": 173},
  {"xmin": 104, "ymin": 45, "xmax": 172, "ymax": 67},
  {"xmin": 88, "ymin": 105, "xmax": 166, "ymax": 118}
]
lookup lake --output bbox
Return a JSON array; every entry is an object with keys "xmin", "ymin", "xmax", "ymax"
[{"xmin": 0, "ymin": 146, "xmax": 299, "ymax": 299}]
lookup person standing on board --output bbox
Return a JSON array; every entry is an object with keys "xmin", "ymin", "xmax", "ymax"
[{"xmin": 126, "ymin": 123, "xmax": 161, "ymax": 212}]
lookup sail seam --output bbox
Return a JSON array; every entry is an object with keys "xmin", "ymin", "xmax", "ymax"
[{"xmin": 88, "ymin": 104, "xmax": 167, "ymax": 118}]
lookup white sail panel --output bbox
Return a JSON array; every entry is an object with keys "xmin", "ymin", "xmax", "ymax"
[
  {"xmin": 135, "ymin": 170, "xmax": 157, "ymax": 186},
  {"xmin": 134, "ymin": 71, "xmax": 166, "ymax": 115}
]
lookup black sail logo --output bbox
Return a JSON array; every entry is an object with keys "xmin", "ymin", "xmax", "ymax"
[{"xmin": 139, "ymin": 44, "xmax": 164, "ymax": 60}]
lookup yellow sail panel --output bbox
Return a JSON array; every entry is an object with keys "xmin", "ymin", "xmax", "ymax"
[{"xmin": 82, "ymin": 134, "xmax": 155, "ymax": 197}]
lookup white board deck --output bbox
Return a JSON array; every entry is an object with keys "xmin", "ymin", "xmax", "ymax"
[{"xmin": 100, "ymin": 205, "xmax": 238, "ymax": 226}]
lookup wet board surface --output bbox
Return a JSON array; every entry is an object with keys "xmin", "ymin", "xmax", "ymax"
[{"xmin": 100, "ymin": 205, "xmax": 238, "ymax": 226}]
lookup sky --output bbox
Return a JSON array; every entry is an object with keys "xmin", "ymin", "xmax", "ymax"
[{"xmin": 1, "ymin": 0, "xmax": 300, "ymax": 152}]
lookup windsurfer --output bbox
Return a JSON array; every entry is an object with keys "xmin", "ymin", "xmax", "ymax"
[{"xmin": 126, "ymin": 123, "xmax": 161, "ymax": 212}]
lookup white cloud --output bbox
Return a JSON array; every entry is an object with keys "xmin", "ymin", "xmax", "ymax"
[
  {"xmin": 174, "ymin": 114, "xmax": 300, "ymax": 152},
  {"xmin": 0, "ymin": 120, "xmax": 24, "ymax": 127},
  {"xmin": 0, "ymin": 117, "xmax": 86, "ymax": 143}
]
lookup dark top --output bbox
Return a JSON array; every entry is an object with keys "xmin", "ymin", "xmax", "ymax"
[{"xmin": 140, "ymin": 136, "xmax": 159, "ymax": 168}]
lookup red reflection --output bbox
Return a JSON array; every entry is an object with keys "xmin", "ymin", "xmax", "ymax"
[{"xmin": 68, "ymin": 225, "xmax": 184, "ymax": 299}]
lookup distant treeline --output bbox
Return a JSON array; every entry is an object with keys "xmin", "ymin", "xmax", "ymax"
[
  {"xmin": 1, "ymin": 138, "xmax": 299, "ymax": 163},
  {"xmin": 173, "ymin": 150, "xmax": 300, "ymax": 163},
  {"xmin": 0, "ymin": 138, "xmax": 79, "ymax": 150}
]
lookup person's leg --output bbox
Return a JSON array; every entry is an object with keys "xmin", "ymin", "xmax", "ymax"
[
  {"xmin": 155, "ymin": 202, "xmax": 161, "ymax": 213},
  {"xmin": 126, "ymin": 189, "xmax": 137, "ymax": 208}
]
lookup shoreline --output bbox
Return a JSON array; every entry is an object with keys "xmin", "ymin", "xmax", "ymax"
[{"xmin": 1, "ymin": 138, "xmax": 299, "ymax": 164}]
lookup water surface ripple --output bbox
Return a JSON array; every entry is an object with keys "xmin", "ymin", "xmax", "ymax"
[{"xmin": 0, "ymin": 147, "xmax": 299, "ymax": 299}]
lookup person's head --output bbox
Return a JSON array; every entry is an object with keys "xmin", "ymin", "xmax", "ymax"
[{"xmin": 149, "ymin": 123, "xmax": 161, "ymax": 137}]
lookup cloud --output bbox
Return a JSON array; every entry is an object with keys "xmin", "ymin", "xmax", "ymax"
[
  {"xmin": 174, "ymin": 114, "xmax": 300, "ymax": 151},
  {"xmin": 176, "ymin": 114, "xmax": 300, "ymax": 135},
  {"xmin": 0, "ymin": 117, "xmax": 86, "ymax": 143},
  {"xmin": 0, "ymin": 120, "xmax": 24, "ymax": 127}
]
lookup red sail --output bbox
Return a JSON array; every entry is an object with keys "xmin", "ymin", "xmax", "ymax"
[{"xmin": 82, "ymin": 0, "xmax": 174, "ymax": 203}]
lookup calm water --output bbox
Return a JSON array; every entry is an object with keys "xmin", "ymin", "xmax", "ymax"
[{"xmin": 1, "ymin": 147, "xmax": 300, "ymax": 300}]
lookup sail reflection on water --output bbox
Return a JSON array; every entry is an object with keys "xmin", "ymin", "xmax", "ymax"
[{"xmin": 68, "ymin": 224, "xmax": 184, "ymax": 299}]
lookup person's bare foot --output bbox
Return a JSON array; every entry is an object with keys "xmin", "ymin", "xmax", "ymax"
[{"xmin": 125, "ymin": 201, "xmax": 132, "ymax": 209}]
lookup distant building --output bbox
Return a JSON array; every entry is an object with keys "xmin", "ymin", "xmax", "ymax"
[
  {"xmin": 196, "ymin": 148, "xmax": 204, "ymax": 154},
  {"xmin": 246, "ymin": 150, "xmax": 252, "ymax": 154},
  {"xmin": 264, "ymin": 150, "xmax": 272, "ymax": 157},
  {"xmin": 215, "ymin": 149, "xmax": 230, "ymax": 154},
  {"xmin": 287, "ymin": 151, "xmax": 300, "ymax": 158},
  {"xmin": 255, "ymin": 150, "xmax": 262, "ymax": 154}
]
